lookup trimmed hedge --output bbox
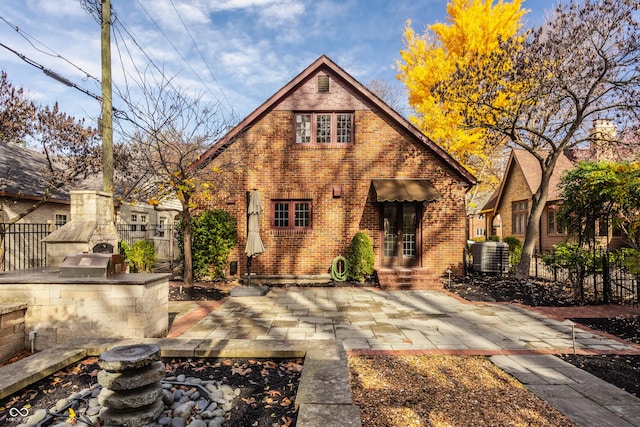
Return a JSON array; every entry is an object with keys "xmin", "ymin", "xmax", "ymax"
[{"xmin": 347, "ymin": 231, "xmax": 374, "ymax": 282}]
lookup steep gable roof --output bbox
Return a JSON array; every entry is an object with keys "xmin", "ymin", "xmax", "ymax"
[
  {"xmin": 194, "ymin": 55, "xmax": 476, "ymax": 186},
  {"xmin": 489, "ymin": 148, "xmax": 575, "ymax": 214}
]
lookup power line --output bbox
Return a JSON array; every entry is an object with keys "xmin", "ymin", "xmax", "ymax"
[
  {"xmin": 0, "ymin": 41, "xmax": 101, "ymax": 101},
  {"xmin": 133, "ymin": 0, "xmax": 234, "ymax": 116},
  {"xmin": 0, "ymin": 15, "xmax": 101, "ymax": 85},
  {"xmin": 168, "ymin": 0, "xmax": 234, "ymax": 114},
  {"xmin": 0, "ymin": 41, "xmax": 131, "ymax": 122}
]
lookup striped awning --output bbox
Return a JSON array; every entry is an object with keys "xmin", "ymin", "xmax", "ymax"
[{"xmin": 371, "ymin": 179, "xmax": 441, "ymax": 203}]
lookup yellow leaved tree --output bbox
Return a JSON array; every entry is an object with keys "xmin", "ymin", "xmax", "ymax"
[{"xmin": 397, "ymin": 0, "xmax": 528, "ymax": 183}]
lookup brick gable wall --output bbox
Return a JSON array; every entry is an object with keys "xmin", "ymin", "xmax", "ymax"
[{"xmin": 199, "ymin": 72, "xmax": 468, "ymax": 280}]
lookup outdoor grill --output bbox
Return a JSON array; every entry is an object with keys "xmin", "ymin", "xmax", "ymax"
[{"xmin": 59, "ymin": 253, "xmax": 126, "ymax": 278}]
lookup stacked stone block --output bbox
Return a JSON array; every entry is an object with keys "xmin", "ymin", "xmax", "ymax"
[
  {"xmin": 98, "ymin": 344, "xmax": 165, "ymax": 427},
  {"xmin": 0, "ymin": 304, "xmax": 27, "ymax": 362}
]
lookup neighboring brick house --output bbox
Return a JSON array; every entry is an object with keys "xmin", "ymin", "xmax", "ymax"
[
  {"xmin": 485, "ymin": 148, "xmax": 574, "ymax": 253},
  {"xmin": 195, "ymin": 56, "xmax": 476, "ymax": 288}
]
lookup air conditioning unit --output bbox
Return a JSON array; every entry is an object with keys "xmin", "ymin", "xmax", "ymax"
[{"xmin": 471, "ymin": 241, "xmax": 509, "ymax": 274}]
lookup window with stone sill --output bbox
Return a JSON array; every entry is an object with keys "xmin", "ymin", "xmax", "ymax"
[
  {"xmin": 271, "ymin": 200, "xmax": 312, "ymax": 230},
  {"xmin": 295, "ymin": 112, "xmax": 353, "ymax": 145}
]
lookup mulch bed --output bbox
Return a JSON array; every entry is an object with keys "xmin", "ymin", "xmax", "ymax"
[{"xmin": 0, "ymin": 357, "xmax": 301, "ymax": 427}]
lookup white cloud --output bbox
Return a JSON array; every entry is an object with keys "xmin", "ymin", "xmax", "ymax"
[{"xmin": 26, "ymin": 0, "xmax": 88, "ymax": 18}]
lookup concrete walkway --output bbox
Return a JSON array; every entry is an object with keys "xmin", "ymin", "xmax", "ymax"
[{"xmin": 170, "ymin": 287, "xmax": 640, "ymax": 427}]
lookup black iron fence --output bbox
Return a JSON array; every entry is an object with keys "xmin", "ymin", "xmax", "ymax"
[
  {"xmin": 1, "ymin": 223, "xmax": 180, "ymax": 272},
  {"xmin": 116, "ymin": 224, "xmax": 179, "ymax": 263},
  {"xmin": 528, "ymin": 249, "xmax": 639, "ymax": 305},
  {"xmin": 117, "ymin": 224, "xmax": 174, "ymax": 247},
  {"xmin": 0, "ymin": 223, "xmax": 49, "ymax": 271},
  {"xmin": 465, "ymin": 244, "xmax": 639, "ymax": 305}
]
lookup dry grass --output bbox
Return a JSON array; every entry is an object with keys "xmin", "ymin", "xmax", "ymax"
[{"xmin": 348, "ymin": 355, "xmax": 578, "ymax": 427}]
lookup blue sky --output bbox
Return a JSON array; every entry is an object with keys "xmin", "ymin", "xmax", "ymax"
[{"xmin": 0, "ymin": 0, "xmax": 557, "ymax": 136}]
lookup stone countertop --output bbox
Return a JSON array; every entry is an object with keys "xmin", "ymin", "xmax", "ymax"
[
  {"xmin": 0, "ymin": 303, "xmax": 28, "ymax": 314},
  {"xmin": 0, "ymin": 268, "xmax": 171, "ymax": 285}
]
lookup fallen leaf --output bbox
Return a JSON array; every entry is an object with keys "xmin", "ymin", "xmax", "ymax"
[
  {"xmin": 280, "ymin": 397, "xmax": 292, "ymax": 407},
  {"xmin": 231, "ymin": 366, "xmax": 252, "ymax": 376},
  {"xmin": 284, "ymin": 361, "xmax": 303, "ymax": 372}
]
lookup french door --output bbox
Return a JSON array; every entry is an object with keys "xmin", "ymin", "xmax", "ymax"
[{"xmin": 382, "ymin": 202, "xmax": 420, "ymax": 267}]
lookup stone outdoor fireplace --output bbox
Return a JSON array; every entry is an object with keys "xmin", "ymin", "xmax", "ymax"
[{"xmin": 43, "ymin": 190, "xmax": 120, "ymax": 267}]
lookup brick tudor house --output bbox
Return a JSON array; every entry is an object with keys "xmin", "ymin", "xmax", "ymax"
[{"xmin": 196, "ymin": 56, "xmax": 476, "ymax": 289}]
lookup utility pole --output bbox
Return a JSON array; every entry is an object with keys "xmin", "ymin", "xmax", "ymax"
[{"xmin": 101, "ymin": 0, "xmax": 114, "ymax": 194}]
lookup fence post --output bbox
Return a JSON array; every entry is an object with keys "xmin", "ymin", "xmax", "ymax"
[{"xmin": 602, "ymin": 249, "xmax": 611, "ymax": 304}]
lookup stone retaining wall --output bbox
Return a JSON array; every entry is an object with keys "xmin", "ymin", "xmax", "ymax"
[
  {"xmin": 0, "ymin": 272, "xmax": 169, "ymax": 351},
  {"xmin": 0, "ymin": 304, "xmax": 27, "ymax": 362}
]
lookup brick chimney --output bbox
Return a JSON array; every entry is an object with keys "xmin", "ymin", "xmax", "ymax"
[{"xmin": 589, "ymin": 119, "xmax": 617, "ymax": 161}]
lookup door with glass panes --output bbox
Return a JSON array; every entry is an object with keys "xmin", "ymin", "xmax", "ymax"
[{"xmin": 382, "ymin": 203, "xmax": 420, "ymax": 267}]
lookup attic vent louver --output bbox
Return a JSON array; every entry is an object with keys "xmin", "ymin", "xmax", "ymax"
[{"xmin": 317, "ymin": 74, "xmax": 330, "ymax": 93}]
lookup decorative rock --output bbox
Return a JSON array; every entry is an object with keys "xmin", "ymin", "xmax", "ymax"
[
  {"xmin": 98, "ymin": 343, "xmax": 161, "ymax": 371},
  {"xmin": 98, "ymin": 361, "xmax": 165, "ymax": 390},
  {"xmin": 100, "ymin": 398, "xmax": 164, "ymax": 427},
  {"xmin": 27, "ymin": 408, "xmax": 47, "ymax": 424},
  {"xmin": 208, "ymin": 390, "xmax": 223, "ymax": 400},
  {"xmin": 187, "ymin": 420, "xmax": 207, "ymax": 427},
  {"xmin": 54, "ymin": 398, "xmax": 69, "ymax": 411},
  {"xmin": 158, "ymin": 416, "xmax": 173, "ymax": 426},
  {"xmin": 171, "ymin": 416, "xmax": 186, "ymax": 427},
  {"xmin": 173, "ymin": 400, "xmax": 197, "ymax": 419},
  {"xmin": 98, "ymin": 381, "xmax": 163, "ymax": 409},
  {"xmin": 162, "ymin": 389, "xmax": 175, "ymax": 406},
  {"xmin": 86, "ymin": 406, "xmax": 101, "ymax": 416}
]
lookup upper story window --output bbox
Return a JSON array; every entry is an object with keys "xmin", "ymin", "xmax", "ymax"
[
  {"xmin": 54, "ymin": 214, "xmax": 67, "ymax": 229},
  {"xmin": 512, "ymin": 200, "xmax": 528, "ymax": 234},
  {"xmin": 131, "ymin": 213, "xmax": 147, "ymax": 232},
  {"xmin": 295, "ymin": 112, "xmax": 353, "ymax": 145}
]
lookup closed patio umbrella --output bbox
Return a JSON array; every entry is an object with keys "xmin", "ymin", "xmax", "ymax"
[{"xmin": 245, "ymin": 189, "xmax": 264, "ymax": 286}]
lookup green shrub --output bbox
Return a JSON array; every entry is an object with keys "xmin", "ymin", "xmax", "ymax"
[
  {"xmin": 609, "ymin": 247, "xmax": 640, "ymax": 276},
  {"xmin": 184, "ymin": 209, "xmax": 238, "ymax": 280},
  {"xmin": 121, "ymin": 240, "xmax": 156, "ymax": 273},
  {"xmin": 503, "ymin": 236, "xmax": 522, "ymax": 268},
  {"xmin": 119, "ymin": 240, "xmax": 130, "ymax": 259},
  {"xmin": 347, "ymin": 232, "xmax": 374, "ymax": 282}
]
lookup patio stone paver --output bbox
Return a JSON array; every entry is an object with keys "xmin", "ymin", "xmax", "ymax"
[{"xmin": 168, "ymin": 287, "xmax": 640, "ymax": 426}]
